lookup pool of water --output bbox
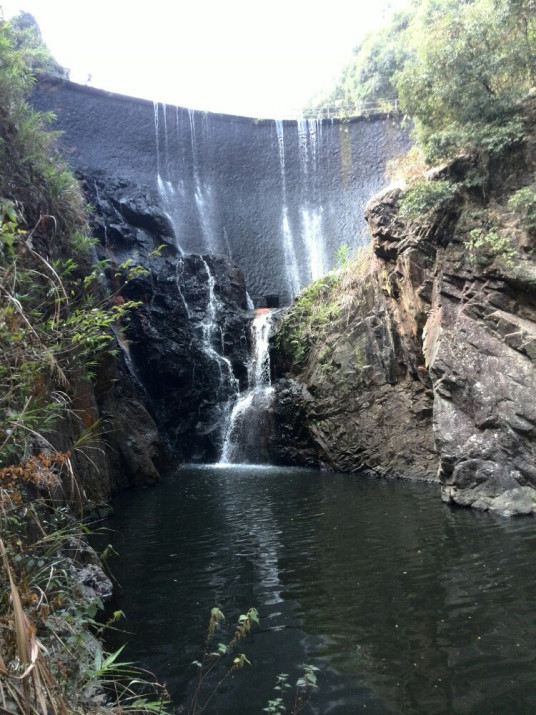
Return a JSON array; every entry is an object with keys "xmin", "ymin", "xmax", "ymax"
[{"xmin": 97, "ymin": 465, "xmax": 536, "ymax": 713}]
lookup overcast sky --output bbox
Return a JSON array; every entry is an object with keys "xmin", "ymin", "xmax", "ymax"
[{"xmin": 3, "ymin": 0, "xmax": 407, "ymax": 117}]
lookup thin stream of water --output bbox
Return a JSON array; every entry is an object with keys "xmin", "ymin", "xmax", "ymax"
[{"xmin": 220, "ymin": 310, "xmax": 274, "ymax": 464}]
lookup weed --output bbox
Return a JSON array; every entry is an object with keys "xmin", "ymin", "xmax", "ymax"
[
  {"xmin": 336, "ymin": 243, "xmax": 350, "ymax": 268},
  {"xmin": 0, "ymin": 477, "xmax": 169, "ymax": 713},
  {"xmin": 0, "ymin": 17, "xmax": 168, "ymax": 714},
  {"xmin": 385, "ymin": 145, "xmax": 427, "ymax": 186},
  {"xmin": 185, "ymin": 606, "xmax": 259, "ymax": 714},
  {"xmin": 263, "ymin": 665, "xmax": 320, "ymax": 714}
]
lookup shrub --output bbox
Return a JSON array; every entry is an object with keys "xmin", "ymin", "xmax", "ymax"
[
  {"xmin": 509, "ymin": 181, "xmax": 536, "ymax": 230},
  {"xmin": 467, "ymin": 227, "xmax": 517, "ymax": 266},
  {"xmin": 398, "ymin": 179, "xmax": 457, "ymax": 221}
]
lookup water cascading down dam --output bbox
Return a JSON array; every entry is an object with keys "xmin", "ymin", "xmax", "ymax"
[
  {"xmin": 32, "ymin": 78, "xmax": 410, "ymax": 308},
  {"xmin": 31, "ymin": 78, "xmax": 410, "ymax": 460}
]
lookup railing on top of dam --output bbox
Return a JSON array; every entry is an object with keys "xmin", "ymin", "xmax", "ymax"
[
  {"xmin": 287, "ymin": 99, "xmax": 401, "ymax": 120},
  {"xmin": 36, "ymin": 68, "xmax": 401, "ymax": 121}
]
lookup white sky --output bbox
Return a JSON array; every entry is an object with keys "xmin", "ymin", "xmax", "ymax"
[{"xmin": 3, "ymin": 0, "xmax": 406, "ymax": 117}]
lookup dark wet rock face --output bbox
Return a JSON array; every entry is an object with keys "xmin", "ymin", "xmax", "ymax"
[
  {"xmin": 121, "ymin": 253, "xmax": 249, "ymax": 462},
  {"xmin": 95, "ymin": 353, "xmax": 165, "ymax": 491},
  {"xmin": 87, "ymin": 177, "xmax": 249, "ymax": 463},
  {"xmin": 267, "ymin": 379, "xmax": 320, "ymax": 468},
  {"xmin": 46, "ymin": 357, "xmax": 164, "ymax": 502}
]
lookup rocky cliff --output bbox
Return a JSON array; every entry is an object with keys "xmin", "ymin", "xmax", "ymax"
[
  {"xmin": 271, "ymin": 96, "xmax": 536, "ymax": 516},
  {"xmin": 20, "ymin": 173, "xmax": 251, "ymax": 503},
  {"xmin": 86, "ymin": 176, "xmax": 250, "ymax": 463}
]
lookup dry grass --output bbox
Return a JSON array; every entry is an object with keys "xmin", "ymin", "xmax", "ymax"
[
  {"xmin": 385, "ymin": 146, "xmax": 428, "ymax": 188},
  {"xmin": 0, "ymin": 535, "xmax": 69, "ymax": 714}
]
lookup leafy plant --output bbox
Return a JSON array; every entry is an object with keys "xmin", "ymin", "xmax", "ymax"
[
  {"xmin": 398, "ymin": 179, "xmax": 457, "ymax": 221},
  {"xmin": 310, "ymin": 0, "xmax": 536, "ymax": 163},
  {"xmin": 0, "ymin": 476, "xmax": 169, "ymax": 714},
  {"xmin": 185, "ymin": 606, "xmax": 259, "ymax": 714},
  {"xmin": 467, "ymin": 226, "xmax": 517, "ymax": 266},
  {"xmin": 509, "ymin": 181, "xmax": 536, "ymax": 230},
  {"xmin": 0, "ymin": 14, "xmax": 169, "ymax": 714},
  {"xmin": 385, "ymin": 145, "xmax": 427, "ymax": 186},
  {"xmin": 304, "ymin": 5, "xmax": 411, "ymax": 115},
  {"xmin": 263, "ymin": 664, "xmax": 320, "ymax": 714},
  {"xmin": 0, "ymin": 231, "xmax": 142, "ymax": 465},
  {"xmin": 336, "ymin": 243, "xmax": 350, "ymax": 268}
]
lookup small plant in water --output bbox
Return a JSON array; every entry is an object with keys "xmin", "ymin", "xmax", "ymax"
[
  {"xmin": 185, "ymin": 606, "xmax": 259, "ymax": 714},
  {"xmin": 185, "ymin": 606, "xmax": 319, "ymax": 714},
  {"xmin": 263, "ymin": 664, "xmax": 320, "ymax": 714}
]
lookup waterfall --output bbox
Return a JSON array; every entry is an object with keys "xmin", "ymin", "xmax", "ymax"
[
  {"xmin": 301, "ymin": 206, "xmax": 326, "ymax": 282},
  {"xmin": 196, "ymin": 257, "xmax": 240, "ymax": 450},
  {"xmin": 111, "ymin": 325, "xmax": 148, "ymax": 398},
  {"xmin": 275, "ymin": 121, "xmax": 301, "ymax": 298},
  {"xmin": 198, "ymin": 256, "xmax": 240, "ymax": 400},
  {"xmin": 219, "ymin": 309, "xmax": 274, "ymax": 464},
  {"xmin": 298, "ymin": 118, "xmax": 327, "ymax": 282},
  {"xmin": 174, "ymin": 257, "xmax": 191, "ymax": 319},
  {"xmin": 188, "ymin": 110, "xmax": 221, "ymax": 255},
  {"xmin": 153, "ymin": 102, "xmax": 185, "ymax": 253},
  {"xmin": 274, "ymin": 118, "xmax": 329, "ymax": 298},
  {"xmin": 153, "ymin": 103, "xmax": 221, "ymax": 256},
  {"xmin": 153, "ymin": 106, "xmax": 333, "ymax": 302}
]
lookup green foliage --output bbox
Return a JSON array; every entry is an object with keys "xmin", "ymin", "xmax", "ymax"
[
  {"xmin": 509, "ymin": 180, "xmax": 536, "ymax": 229},
  {"xmin": 336, "ymin": 243, "xmax": 350, "ymax": 268},
  {"xmin": 310, "ymin": 0, "xmax": 536, "ymax": 162},
  {"xmin": 0, "ymin": 18, "xmax": 86, "ymax": 233},
  {"xmin": 0, "ymin": 15, "xmax": 169, "ymax": 715},
  {"xmin": 396, "ymin": 0, "xmax": 536, "ymax": 162},
  {"xmin": 0, "ymin": 23, "xmax": 143, "ymax": 467},
  {"xmin": 466, "ymin": 226, "xmax": 517, "ymax": 266},
  {"xmin": 319, "ymin": 345, "xmax": 334, "ymax": 372},
  {"xmin": 263, "ymin": 665, "xmax": 319, "ymax": 713},
  {"xmin": 0, "ymin": 197, "xmax": 19, "ymax": 258},
  {"xmin": 398, "ymin": 179, "xmax": 457, "ymax": 220},
  {"xmin": 0, "ymin": 231, "xmax": 141, "ymax": 465},
  {"xmin": 273, "ymin": 247, "xmax": 376, "ymax": 375},
  {"xmin": 273, "ymin": 274, "xmax": 340, "ymax": 366},
  {"xmin": 0, "ymin": 474, "xmax": 169, "ymax": 713},
  {"xmin": 305, "ymin": 7, "xmax": 411, "ymax": 114},
  {"xmin": 8, "ymin": 11, "xmax": 66, "ymax": 76},
  {"xmin": 187, "ymin": 607, "xmax": 318, "ymax": 715}
]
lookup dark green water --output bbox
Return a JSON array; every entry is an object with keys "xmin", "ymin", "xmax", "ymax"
[{"xmin": 99, "ymin": 465, "xmax": 536, "ymax": 714}]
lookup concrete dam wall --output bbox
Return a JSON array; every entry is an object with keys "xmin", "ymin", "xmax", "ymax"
[{"xmin": 32, "ymin": 78, "xmax": 410, "ymax": 305}]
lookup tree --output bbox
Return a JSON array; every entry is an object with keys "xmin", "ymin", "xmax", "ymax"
[
  {"xmin": 306, "ymin": 0, "xmax": 536, "ymax": 162},
  {"xmin": 396, "ymin": 0, "xmax": 536, "ymax": 161},
  {"xmin": 304, "ymin": 7, "xmax": 411, "ymax": 115},
  {"xmin": 7, "ymin": 11, "xmax": 66, "ymax": 76}
]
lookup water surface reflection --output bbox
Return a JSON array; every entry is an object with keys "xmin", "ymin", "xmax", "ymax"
[{"xmin": 100, "ymin": 466, "xmax": 536, "ymax": 713}]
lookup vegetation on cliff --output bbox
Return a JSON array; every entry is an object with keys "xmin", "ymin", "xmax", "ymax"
[{"xmin": 0, "ymin": 14, "xmax": 166, "ymax": 712}]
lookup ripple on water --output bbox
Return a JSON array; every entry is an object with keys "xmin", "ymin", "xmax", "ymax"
[{"xmin": 97, "ymin": 466, "xmax": 536, "ymax": 714}]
